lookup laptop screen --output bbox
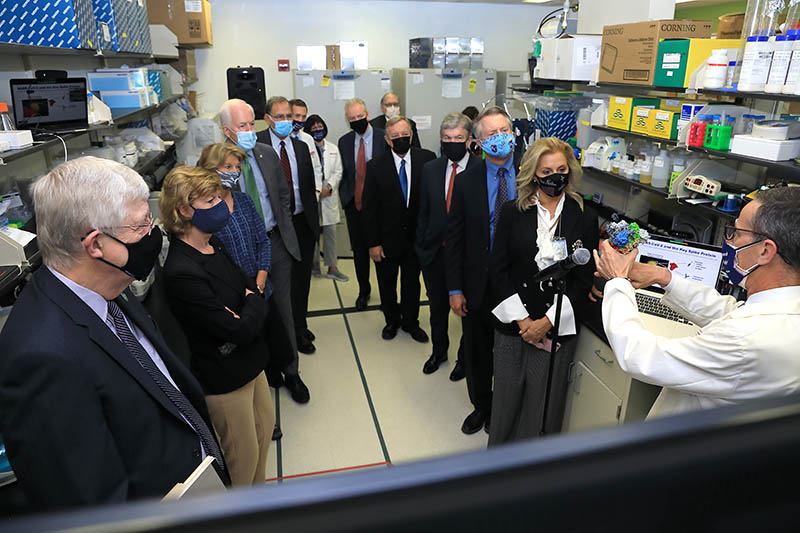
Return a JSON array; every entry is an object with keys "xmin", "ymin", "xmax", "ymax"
[
  {"xmin": 9, "ymin": 78, "xmax": 88, "ymax": 131},
  {"xmin": 636, "ymin": 236, "xmax": 724, "ymax": 292}
]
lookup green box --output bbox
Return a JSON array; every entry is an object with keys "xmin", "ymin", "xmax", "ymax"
[{"xmin": 654, "ymin": 39, "xmax": 691, "ymax": 88}]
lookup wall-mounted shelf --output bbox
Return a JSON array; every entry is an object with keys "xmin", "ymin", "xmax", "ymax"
[
  {"xmin": 0, "ymin": 133, "xmax": 83, "ymax": 166},
  {"xmin": 687, "ymin": 146, "xmax": 800, "ymax": 181},
  {"xmin": 592, "ymin": 125, "xmax": 679, "ymax": 146},
  {"xmin": 0, "ymin": 42, "xmax": 178, "ymax": 62},
  {"xmin": 697, "ymin": 88, "xmax": 800, "ymax": 103}
]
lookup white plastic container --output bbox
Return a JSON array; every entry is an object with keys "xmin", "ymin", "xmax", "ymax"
[
  {"xmin": 703, "ymin": 49, "xmax": 729, "ymax": 89},
  {"xmin": 783, "ymin": 30, "xmax": 800, "ymax": 94},
  {"xmin": 652, "ymin": 149, "xmax": 672, "ymax": 189},
  {"xmin": 766, "ymin": 35, "xmax": 793, "ymax": 93},
  {"xmin": 738, "ymin": 35, "xmax": 774, "ymax": 92}
]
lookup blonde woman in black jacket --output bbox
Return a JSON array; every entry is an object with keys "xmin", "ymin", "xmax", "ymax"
[{"xmin": 488, "ymin": 138, "xmax": 599, "ymax": 445}]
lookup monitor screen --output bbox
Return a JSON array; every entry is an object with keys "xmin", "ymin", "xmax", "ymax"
[
  {"xmin": 9, "ymin": 79, "xmax": 87, "ymax": 130},
  {"xmin": 636, "ymin": 236, "xmax": 723, "ymax": 291}
]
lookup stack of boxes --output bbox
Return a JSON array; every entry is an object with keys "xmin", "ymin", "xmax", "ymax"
[
  {"xmin": 88, "ymin": 68, "xmax": 158, "ymax": 111},
  {"xmin": 607, "ymin": 96, "xmax": 693, "ymax": 141},
  {"xmin": 409, "ymin": 37, "xmax": 484, "ymax": 69}
]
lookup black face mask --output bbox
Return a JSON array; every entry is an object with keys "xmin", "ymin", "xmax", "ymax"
[
  {"xmin": 350, "ymin": 117, "xmax": 369, "ymax": 135},
  {"xmin": 441, "ymin": 141, "xmax": 468, "ymax": 163},
  {"xmin": 391, "ymin": 136, "xmax": 412, "ymax": 155},
  {"xmin": 538, "ymin": 173, "xmax": 569, "ymax": 197},
  {"xmin": 94, "ymin": 226, "xmax": 163, "ymax": 281}
]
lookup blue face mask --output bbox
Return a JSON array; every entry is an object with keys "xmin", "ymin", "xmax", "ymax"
[
  {"xmin": 235, "ymin": 130, "xmax": 257, "ymax": 151},
  {"xmin": 217, "ymin": 170, "xmax": 240, "ymax": 189},
  {"xmin": 722, "ymin": 239, "xmax": 763, "ymax": 289},
  {"xmin": 191, "ymin": 200, "xmax": 230, "ymax": 234},
  {"xmin": 481, "ymin": 132, "xmax": 515, "ymax": 159},
  {"xmin": 273, "ymin": 120, "xmax": 294, "ymax": 138}
]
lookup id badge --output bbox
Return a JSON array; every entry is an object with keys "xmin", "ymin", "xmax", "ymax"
[{"xmin": 552, "ymin": 237, "xmax": 568, "ymax": 261}]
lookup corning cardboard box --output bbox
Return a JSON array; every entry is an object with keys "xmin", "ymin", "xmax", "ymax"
[
  {"xmin": 599, "ymin": 20, "xmax": 712, "ymax": 86},
  {"xmin": 147, "ymin": 0, "xmax": 212, "ymax": 46}
]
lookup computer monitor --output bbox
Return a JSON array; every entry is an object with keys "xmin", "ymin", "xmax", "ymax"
[
  {"xmin": 636, "ymin": 235, "xmax": 724, "ymax": 293},
  {"xmin": 9, "ymin": 78, "xmax": 88, "ymax": 133}
]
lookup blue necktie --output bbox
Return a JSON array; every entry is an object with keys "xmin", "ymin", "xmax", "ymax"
[
  {"xmin": 106, "ymin": 300, "xmax": 228, "ymax": 479},
  {"xmin": 399, "ymin": 159, "xmax": 409, "ymax": 206}
]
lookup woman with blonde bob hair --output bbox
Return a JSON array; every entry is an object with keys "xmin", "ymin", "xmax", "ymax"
[
  {"xmin": 160, "ymin": 165, "xmax": 275, "ymax": 486},
  {"xmin": 487, "ymin": 137, "xmax": 600, "ymax": 445}
]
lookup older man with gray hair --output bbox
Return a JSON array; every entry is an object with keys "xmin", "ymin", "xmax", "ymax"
[
  {"xmin": 218, "ymin": 98, "xmax": 311, "ymax": 406},
  {"xmin": 370, "ymin": 91, "xmax": 421, "ymax": 150},
  {"xmin": 595, "ymin": 186, "xmax": 800, "ymax": 417},
  {"xmin": 0, "ymin": 157, "xmax": 230, "ymax": 509}
]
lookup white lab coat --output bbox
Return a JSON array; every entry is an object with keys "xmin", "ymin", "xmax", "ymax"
[
  {"xmin": 601, "ymin": 276, "xmax": 800, "ymax": 418},
  {"xmin": 317, "ymin": 139, "xmax": 343, "ymax": 226}
]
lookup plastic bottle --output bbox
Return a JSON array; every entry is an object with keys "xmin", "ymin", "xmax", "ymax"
[
  {"xmin": 766, "ymin": 34, "xmax": 793, "ymax": 92},
  {"xmin": 669, "ymin": 156, "xmax": 686, "ymax": 193},
  {"xmin": 703, "ymin": 49, "xmax": 729, "ymax": 89},
  {"xmin": 737, "ymin": 0, "xmax": 785, "ymax": 91},
  {"xmin": 652, "ymin": 149, "xmax": 672, "ymax": 189},
  {"xmin": 640, "ymin": 160, "xmax": 653, "ymax": 185},
  {"xmin": 0, "ymin": 102, "xmax": 14, "ymax": 131}
]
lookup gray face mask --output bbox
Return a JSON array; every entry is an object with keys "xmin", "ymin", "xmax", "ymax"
[{"xmin": 217, "ymin": 170, "xmax": 240, "ymax": 189}]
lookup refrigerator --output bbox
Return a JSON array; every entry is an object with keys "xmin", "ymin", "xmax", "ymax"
[
  {"xmin": 391, "ymin": 68, "xmax": 498, "ymax": 151},
  {"xmin": 292, "ymin": 69, "xmax": 392, "ymax": 143}
]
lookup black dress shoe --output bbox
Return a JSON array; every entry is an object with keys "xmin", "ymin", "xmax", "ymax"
[
  {"xmin": 423, "ymin": 353, "xmax": 447, "ymax": 375},
  {"xmin": 272, "ymin": 423, "xmax": 283, "ymax": 441},
  {"xmin": 297, "ymin": 336, "xmax": 316, "ymax": 354},
  {"xmin": 382, "ymin": 323, "xmax": 399, "ymax": 340},
  {"xmin": 355, "ymin": 294, "xmax": 369, "ymax": 311},
  {"xmin": 304, "ymin": 329, "xmax": 316, "ymax": 342},
  {"xmin": 284, "ymin": 374, "xmax": 310, "ymax": 404},
  {"xmin": 461, "ymin": 409, "xmax": 487, "ymax": 435},
  {"xmin": 403, "ymin": 326, "xmax": 429, "ymax": 343},
  {"xmin": 449, "ymin": 361, "xmax": 465, "ymax": 382}
]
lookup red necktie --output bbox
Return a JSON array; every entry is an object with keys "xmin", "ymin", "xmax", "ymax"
[
  {"xmin": 280, "ymin": 141, "xmax": 296, "ymax": 214},
  {"xmin": 446, "ymin": 161, "xmax": 459, "ymax": 213},
  {"xmin": 355, "ymin": 137, "xmax": 366, "ymax": 211}
]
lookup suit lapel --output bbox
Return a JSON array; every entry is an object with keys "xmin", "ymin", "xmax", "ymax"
[
  {"xmin": 38, "ymin": 269, "xmax": 187, "ymax": 425},
  {"xmin": 559, "ymin": 198, "xmax": 582, "ymax": 247},
  {"xmin": 253, "ymin": 145, "xmax": 282, "ymax": 215},
  {"xmin": 383, "ymin": 153, "xmax": 405, "ymax": 205},
  {"xmin": 434, "ymin": 158, "xmax": 448, "ymax": 211}
]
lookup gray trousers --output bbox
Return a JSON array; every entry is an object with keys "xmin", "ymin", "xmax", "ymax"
[
  {"xmin": 488, "ymin": 331, "xmax": 577, "ymax": 446},
  {"xmin": 269, "ymin": 232, "xmax": 299, "ymax": 375},
  {"xmin": 312, "ymin": 224, "xmax": 338, "ymax": 270}
]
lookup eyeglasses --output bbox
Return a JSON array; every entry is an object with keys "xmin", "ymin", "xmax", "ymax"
[
  {"xmin": 723, "ymin": 224, "xmax": 771, "ymax": 242},
  {"xmin": 102, "ymin": 213, "xmax": 156, "ymax": 236}
]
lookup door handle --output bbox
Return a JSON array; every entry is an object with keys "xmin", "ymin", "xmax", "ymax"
[{"xmin": 594, "ymin": 349, "xmax": 614, "ymax": 365}]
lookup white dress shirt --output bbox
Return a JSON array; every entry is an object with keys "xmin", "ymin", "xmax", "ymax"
[
  {"xmin": 392, "ymin": 150, "xmax": 412, "ymax": 207},
  {"xmin": 602, "ymin": 275, "xmax": 800, "ymax": 418},
  {"xmin": 491, "ymin": 194, "xmax": 577, "ymax": 336},
  {"xmin": 444, "ymin": 153, "xmax": 470, "ymax": 196}
]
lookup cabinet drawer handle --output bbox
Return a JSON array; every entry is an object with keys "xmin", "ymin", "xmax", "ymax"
[{"xmin": 594, "ymin": 349, "xmax": 614, "ymax": 365}]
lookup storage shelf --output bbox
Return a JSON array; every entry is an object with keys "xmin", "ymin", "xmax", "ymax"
[
  {"xmin": 687, "ymin": 146, "xmax": 800, "ymax": 180},
  {"xmin": 110, "ymin": 95, "xmax": 183, "ymax": 124},
  {"xmin": 0, "ymin": 133, "xmax": 83, "ymax": 165},
  {"xmin": 697, "ymin": 88, "xmax": 800, "ymax": 102},
  {"xmin": 0, "ymin": 42, "xmax": 176, "ymax": 62},
  {"xmin": 592, "ymin": 125, "xmax": 679, "ymax": 146},
  {"xmin": 583, "ymin": 167, "xmax": 737, "ymax": 219}
]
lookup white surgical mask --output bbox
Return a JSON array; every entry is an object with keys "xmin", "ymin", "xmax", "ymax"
[{"xmin": 384, "ymin": 105, "xmax": 400, "ymax": 120}]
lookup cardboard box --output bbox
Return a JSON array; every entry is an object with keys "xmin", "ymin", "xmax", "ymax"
[
  {"xmin": 147, "ymin": 0, "xmax": 213, "ymax": 46},
  {"xmin": 607, "ymin": 96, "xmax": 660, "ymax": 130},
  {"xmin": 555, "ymin": 34, "xmax": 601, "ymax": 81},
  {"xmin": 599, "ymin": 20, "xmax": 713, "ymax": 85},
  {"xmin": 178, "ymin": 48, "xmax": 197, "ymax": 82},
  {"xmin": 660, "ymin": 98, "xmax": 683, "ymax": 112},
  {"xmin": 631, "ymin": 107, "xmax": 653, "ymax": 135},
  {"xmin": 650, "ymin": 109, "xmax": 679, "ymax": 140},
  {"xmin": 655, "ymin": 39, "xmax": 691, "ymax": 88},
  {"xmin": 326, "ymin": 45, "xmax": 341, "ymax": 70},
  {"xmin": 718, "ymin": 13, "xmax": 745, "ymax": 39},
  {"xmin": 0, "ymin": 0, "xmax": 96, "ymax": 49}
]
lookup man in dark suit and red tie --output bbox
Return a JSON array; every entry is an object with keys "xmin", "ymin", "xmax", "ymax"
[
  {"xmin": 337, "ymin": 98, "xmax": 386, "ymax": 311},
  {"xmin": 362, "ymin": 116, "xmax": 436, "ymax": 342},
  {"xmin": 416, "ymin": 112, "xmax": 481, "ymax": 378}
]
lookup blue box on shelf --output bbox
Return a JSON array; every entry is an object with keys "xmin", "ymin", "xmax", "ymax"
[
  {"xmin": 0, "ymin": 0, "xmax": 97, "ymax": 49},
  {"xmin": 100, "ymin": 89, "xmax": 149, "ymax": 110},
  {"xmin": 93, "ymin": 0, "xmax": 151, "ymax": 53},
  {"xmin": 92, "ymin": 0, "xmax": 119, "ymax": 51}
]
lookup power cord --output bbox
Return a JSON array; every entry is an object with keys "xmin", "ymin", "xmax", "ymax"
[{"xmin": 30, "ymin": 129, "xmax": 68, "ymax": 162}]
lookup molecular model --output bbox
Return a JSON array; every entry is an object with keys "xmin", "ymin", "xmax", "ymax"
[{"xmin": 606, "ymin": 221, "xmax": 650, "ymax": 254}]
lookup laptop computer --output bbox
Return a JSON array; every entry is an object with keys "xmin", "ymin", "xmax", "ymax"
[
  {"xmin": 633, "ymin": 235, "xmax": 724, "ymax": 338},
  {"xmin": 9, "ymin": 78, "xmax": 88, "ymax": 137}
]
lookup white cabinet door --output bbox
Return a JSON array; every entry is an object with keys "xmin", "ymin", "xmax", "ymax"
[{"xmin": 563, "ymin": 361, "xmax": 623, "ymax": 433}]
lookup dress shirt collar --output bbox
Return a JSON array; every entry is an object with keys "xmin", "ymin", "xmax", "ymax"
[
  {"xmin": 449, "ymin": 152, "xmax": 470, "ymax": 172},
  {"xmin": 392, "ymin": 149, "xmax": 409, "ymax": 169},
  {"xmin": 485, "ymin": 156, "xmax": 515, "ymax": 177},
  {"xmin": 269, "ymin": 129, "xmax": 291, "ymax": 150},
  {"xmin": 48, "ymin": 266, "xmax": 110, "ymax": 324},
  {"xmin": 535, "ymin": 192, "xmax": 566, "ymax": 224},
  {"xmin": 746, "ymin": 285, "xmax": 800, "ymax": 305},
  {"xmin": 357, "ymin": 125, "xmax": 373, "ymax": 143}
]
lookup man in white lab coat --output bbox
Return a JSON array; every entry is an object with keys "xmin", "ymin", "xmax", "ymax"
[{"xmin": 594, "ymin": 186, "xmax": 800, "ymax": 418}]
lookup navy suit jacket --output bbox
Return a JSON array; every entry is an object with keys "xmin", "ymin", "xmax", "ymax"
[
  {"xmin": 0, "ymin": 267, "xmax": 228, "ymax": 510},
  {"xmin": 337, "ymin": 127, "xmax": 386, "ymax": 208}
]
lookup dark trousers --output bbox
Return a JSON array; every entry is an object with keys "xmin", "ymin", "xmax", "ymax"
[
  {"xmin": 291, "ymin": 213, "xmax": 315, "ymax": 337},
  {"xmin": 462, "ymin": 301, "xmax": 494, "ymax": 414},
  {"xmin": 422, "ymin": 250, "xmax": 462, "ymax": 359},
  {"xmin": 375, "ymin": 247, "xmax": 421, "ymax": 329},
  {"xmin": 344, "ymin": 201, "xmax": 372, "ymax": 298}
]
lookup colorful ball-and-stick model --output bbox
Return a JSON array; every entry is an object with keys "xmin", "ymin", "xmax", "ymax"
[{"xmin": 606, "ymin": 221, "xmax": 650, "ymax": 254}]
